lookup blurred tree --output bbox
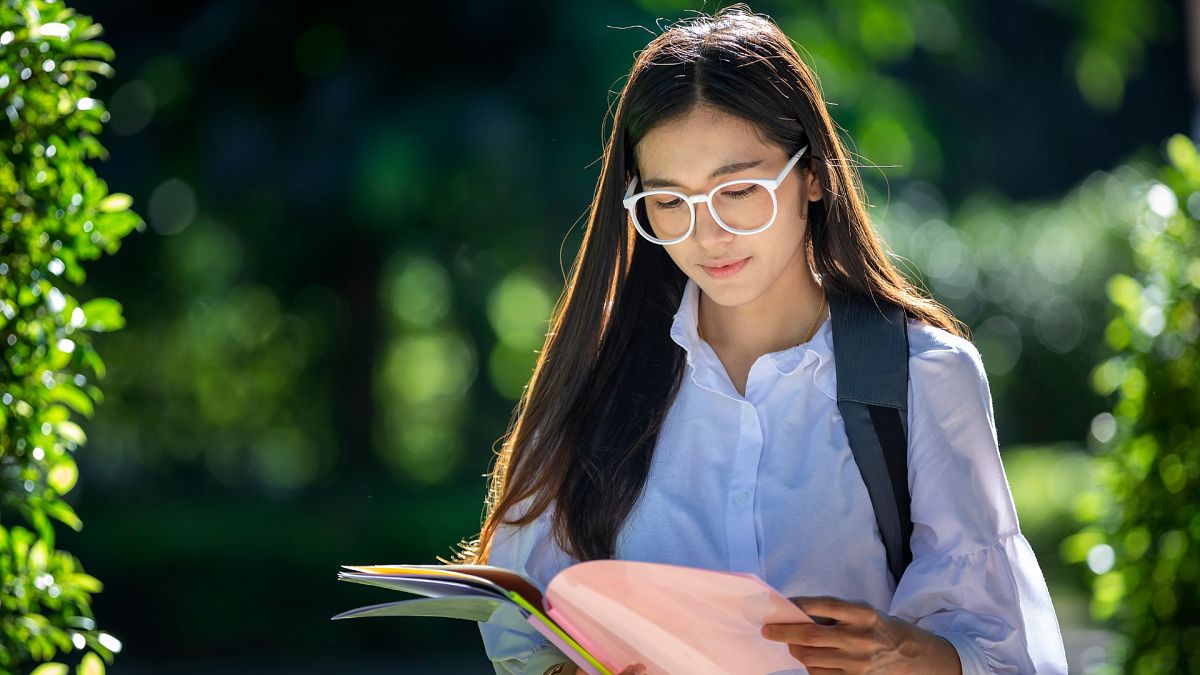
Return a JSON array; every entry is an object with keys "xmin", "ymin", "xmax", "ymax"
[
  {"xmin": 1070, "ymin": 133, "xmax": 1200, "ymax": 673},
  {"xmin": 0, "ymin": 0, "xmax": 134, "ymax": 671}
]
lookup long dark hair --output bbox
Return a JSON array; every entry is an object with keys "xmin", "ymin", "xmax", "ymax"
[{"xmin": 445, "ymin": 3, "xmax": 968, "ymax": 566}]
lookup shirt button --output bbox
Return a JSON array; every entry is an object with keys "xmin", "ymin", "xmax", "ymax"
[{"xmin": 734, "ymin": 491, "xmax": 749, "ymax": 505}]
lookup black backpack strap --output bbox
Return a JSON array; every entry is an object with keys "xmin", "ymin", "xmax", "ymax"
[{"xmin": 826, "ymin": 288, "xmax": 913, "ymax": 585}]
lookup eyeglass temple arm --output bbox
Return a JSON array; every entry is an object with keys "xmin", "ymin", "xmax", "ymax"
[{"xmin": 776, "ymin": 145, "xmax": 808, "ymax": 182}]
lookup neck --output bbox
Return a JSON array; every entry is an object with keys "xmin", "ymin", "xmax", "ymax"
[{"xmin": 697, "ymin": 261, "xmax": 826, "ymax": 357}]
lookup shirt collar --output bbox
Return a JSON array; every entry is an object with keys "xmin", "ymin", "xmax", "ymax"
[{"xmin": 668, "ymin": 276, "xmax": 837, "ymax": 401}]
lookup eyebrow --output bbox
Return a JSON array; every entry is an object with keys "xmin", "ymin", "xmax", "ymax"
[{"xmin": 640, "ymin": 158, "xmax": 766, "ymax": 190}]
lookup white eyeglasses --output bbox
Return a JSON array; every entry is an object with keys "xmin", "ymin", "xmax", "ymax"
[{"xmin": 623, "ymin": 145, "xmax": 808, "ymax": 245}]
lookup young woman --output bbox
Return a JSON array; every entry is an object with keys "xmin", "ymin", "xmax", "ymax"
[{"xmin": 452, "ymin": 5, "xmax": 1068, "ymax": 674}]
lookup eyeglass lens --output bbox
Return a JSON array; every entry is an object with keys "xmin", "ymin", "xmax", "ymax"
[{"xmin": 632, "ymin": 181, "xmax": 774, "ymax": 241}]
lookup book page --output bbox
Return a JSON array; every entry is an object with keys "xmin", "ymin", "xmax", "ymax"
[
  {"xmin": 331, "ymin": 595, "xmax": 507, "ymax": 622},
  {"xmin": 337, "ymin": 572, "xmax": 508, "ymax": 600},
  {"xmin": 341, "ymin": 563, "xmax": 545, "ymax": 608},
  {"xmin": 545, "ymin": 560, "xmax": 812, "ymax": 674}
]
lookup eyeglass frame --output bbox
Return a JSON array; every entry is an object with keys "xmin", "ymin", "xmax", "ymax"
[{"xmin": 622, "ymin": 144, "xmax": 809, "ymax": 245}]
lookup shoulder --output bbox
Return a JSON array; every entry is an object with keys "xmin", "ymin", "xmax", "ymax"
[
  {"xmin": 903, "ymin": 318, "xmax": 995, "ymax": 426},
  {"xmin": 905, "ymin": 318, "xmax": 986, "ymax": 382},
  {"xmin": 906, "ymin": 317, "xmax": 976, "ymax": 360}
]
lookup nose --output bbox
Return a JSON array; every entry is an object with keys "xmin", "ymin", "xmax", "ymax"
[{"xmin": 692, "ymin": 201, "xmax": 736, "ymax": 247}]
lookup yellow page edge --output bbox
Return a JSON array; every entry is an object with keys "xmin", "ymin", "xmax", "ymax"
[{"xmin": 507, "ymin": 590, "xmax": 612, "ymax": 675}]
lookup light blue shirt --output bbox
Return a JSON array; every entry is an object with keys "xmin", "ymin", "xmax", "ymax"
[{"xmin": 479, "ymin": 276, "xmax": 1068, "ymax": 674}]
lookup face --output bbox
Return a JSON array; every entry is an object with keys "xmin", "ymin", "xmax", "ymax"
[{"xmin": 631, "ymin": 105, "xmax": 823, "ymax": 309}]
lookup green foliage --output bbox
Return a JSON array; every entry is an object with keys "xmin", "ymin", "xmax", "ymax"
[
  {"xmin": 1056, "ymin": 0, "xmax": 1171, "ymax": 110},
  {"xmin": 1074, "ymin": 133, "xmax": 1200, "ymax": 673},
  {"xmin": 1, "ymin": 0, "xmax": 137, "ymax": 670}
]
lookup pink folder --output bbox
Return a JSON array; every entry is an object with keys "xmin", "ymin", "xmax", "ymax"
[{"xmin": 525, "ymin": 559, "xmax": 812, "ymax": 675}]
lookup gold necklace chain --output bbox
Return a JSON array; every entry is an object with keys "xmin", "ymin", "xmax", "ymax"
[{"xmin": 698, "ymin": 291, "xmax": 828, "ymax": 346}]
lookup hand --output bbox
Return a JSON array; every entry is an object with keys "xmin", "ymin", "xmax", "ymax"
[
  {"xmin": 760, "ymin": 596, "xmax": 962, "ymax": 674},
  {"xmin": 563, "ymin": 663, "xmax": 646, "ymax": 675}
]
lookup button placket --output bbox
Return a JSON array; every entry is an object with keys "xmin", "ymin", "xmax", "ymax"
[{"xmin": 726, "ymin": 402, "xmax": 763, "ymax": 574}]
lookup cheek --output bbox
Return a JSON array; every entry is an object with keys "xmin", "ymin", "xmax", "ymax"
[
  {"xmin": 757, "ymin": 212, "xmax": 807, "ymax": 256},
  {"xmin": 779, "ymin": 184, "xmax": 810, "ymax": 225},
  {"xmin": 661, "ymin": 243, "xmax": 692, "ymax": 271},
  {"xmin": 741, "ymin": 218, "xmax": 807, "ymax": 280}
]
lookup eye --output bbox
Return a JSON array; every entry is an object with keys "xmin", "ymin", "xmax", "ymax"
[
  {"xmin": 651, "ymin": 196, "xmax": 683, "ymax": 210},
  {"xmin": 721, "ymin": 185, "xmax": 760, "ymax": 200}
]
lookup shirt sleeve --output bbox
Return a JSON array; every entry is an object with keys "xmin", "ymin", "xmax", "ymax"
[
  {"xmin": 888, "ymin": 335, "xmax": 1069, "ymax": 674},
  {"xmin": 477, "ymin": 494, "xmax": 576, "ymax": 675}
]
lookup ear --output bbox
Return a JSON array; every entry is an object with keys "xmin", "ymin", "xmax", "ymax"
[{"xmin": 804, "ymin": 168, "xmax": 823, "ymax": 202}]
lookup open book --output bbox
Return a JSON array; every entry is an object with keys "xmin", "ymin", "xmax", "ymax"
[{"xmin": 332, "ymin": 559, "xmax": 813, "ymax": 674}]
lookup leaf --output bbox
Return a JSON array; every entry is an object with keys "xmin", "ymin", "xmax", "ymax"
[
  {"xmin": 48, "ymin": 339, "xmax": 75, "ymax": 370},
  {"xmin": 1165, "ymin": 133, "xmax": 1200, "ymax": 181},
  {"xmin": 55, "ymin": 420, "xmax": 87, "ymax": 446},
  {"xmin": 42, "ymin": 404, "xmax": 71, "ymax": 423},
  {"xmin": 46, "ymin": 499, "xmax": 83, "ymax": 532},
  {"xmin": 31, "ymin": 664, "xmax": 70, "ymax": 675},
  {"xmin": 78, "ymin": 651, "xmax": 105, "ymax": 675},
  {"xmin": 67, "ymin": 572, "xmax": 103, "ymax": 593},
  {"xmin": 48, "ymin": 457, "xmax": 79, "ymax": 495},
  {"xmin": 80, "ymin": 298, "xmax": 124, "ymax": 332},
  {"xmin": 72, "ymin": 41, "xmax": 116, "ymax": 61},
  {"xmin": 61, "ymin": 60, "xmax": 115, "ymax": 77},
  {"xmin": 79, "ymin": 135, "xmax": 108, "ymax": 161},
  {"xmin": 47, "ymin": 383, "xmax": 95, "ymax": 417},
  {"xmin": 80, "ymin": 347, "xmax": 107, "ymax": 379},
  {"xmin": 95, "ymin": 210, "xmax": 142, "ymax": 241},
  {"xmin": 30, "ymin": 537, "xmax": 51, "ymax": 569},
  {"xmin": 96, "ymin": 193, "xmax": 131, "ymax": 213}
]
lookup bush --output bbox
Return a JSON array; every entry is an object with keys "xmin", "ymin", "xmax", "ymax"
[
  {"xmin": 1072, "ymin": 133, "xmax": 1200, "ymax": 673},
  {"xmin": 0, "ymin": 1, "xmax": 140, "ymax": 671}
]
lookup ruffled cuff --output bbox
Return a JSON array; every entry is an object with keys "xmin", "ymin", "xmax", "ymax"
[
  {"xmin": 483, "ymin": 641, "xmax": 570, "ymax": 675},
  {"xmin": 890, "ymin": 531, "xmax": 1067, "ymax": 674},
  {"xmin": 479, "ymin": 602, "xmax": 572, "ymax": 674},
  {"xmin": 521, "ymin": 643, "xmax": 573, "ymax": 675},
  {"xmin": 938, "ymin": 631, "xmax": 991, "ymax": 675},
  {"xmin": 482, "ymin": 633, "xmax": 571, "ymax": 675}
]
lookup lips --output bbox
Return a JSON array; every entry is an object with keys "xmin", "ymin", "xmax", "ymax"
[
  {"xmin": 700, "ymin": 256, "xmax": 750, "ymax": 279},
  {"xmin": 700, "ymin": 257, "xmax": 749, "ymax": 268}
]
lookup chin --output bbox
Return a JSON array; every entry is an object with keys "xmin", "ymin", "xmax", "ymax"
[{"xmin": 695, "ymin": 277, "xmax": 759, "ymax": 307}]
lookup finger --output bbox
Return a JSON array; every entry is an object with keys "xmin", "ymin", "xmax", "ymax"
[
  {"xmin": 785, "ymin": 644, "xmax": 854, "ymax": 669},
  {"xmin": 788, "ymin": 595, "xmax": 877, "ymax": 625},
  {"xmin": 617, "ymin": 663, "xmax": 647, "ymax": 675},
  {"xmin": 761, "ymin": 622, "xmax": 870, "ymax": 651}
]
